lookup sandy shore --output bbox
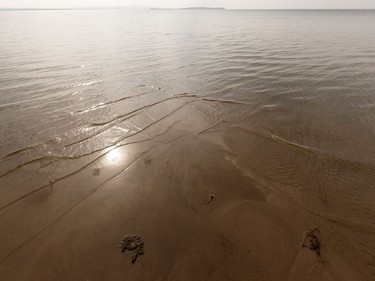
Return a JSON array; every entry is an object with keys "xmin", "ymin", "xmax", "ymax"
[{"xmin": 0, "ymin": 103, "xmax": 365, "ymax": 280}]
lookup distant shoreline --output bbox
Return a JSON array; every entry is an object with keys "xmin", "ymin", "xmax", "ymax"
[
  {"xmin": 1, "ymin": 7, "xmax": 374, "ymax": 11},
  {"xmin": 151, "ymin": 7, "xmax": 226, "ymax": 10},
  {"xmin": 0, "ymin": 6, "xmax": 226, "ymax": 11}
]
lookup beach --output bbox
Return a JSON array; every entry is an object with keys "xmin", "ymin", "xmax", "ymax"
[
  {"xmin": 1, "ymin": 9, "xmax": 375, "ymax": 280},
  {"xmin": 0, "ymin": 100, "xmax": 370, "ymax": 280}
]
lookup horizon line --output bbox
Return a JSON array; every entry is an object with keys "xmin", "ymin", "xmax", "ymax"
[{"xmin": 1, "ymin": 7, "xmax": 375, "ymax": 11}]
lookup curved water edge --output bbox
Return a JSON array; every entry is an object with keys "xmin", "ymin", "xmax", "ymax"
[{"xmin": 0, "ymin": 9, "xmax": 375, "ymax": 280}]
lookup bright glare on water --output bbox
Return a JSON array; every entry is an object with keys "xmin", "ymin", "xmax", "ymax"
[{"xmin": 0, "ymin": 9, "xmax": 375, "ymax": 280}]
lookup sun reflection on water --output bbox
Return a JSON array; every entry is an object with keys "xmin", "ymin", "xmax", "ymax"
[{"xmin": 106, "ymin": 147, "xmax": 124, "ymax": 165}]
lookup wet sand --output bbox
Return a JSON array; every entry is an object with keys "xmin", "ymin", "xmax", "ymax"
[
  {"xmin": 1, "ymin": 9, "xmax": 375, "ymax": 281},
  {"xmin": 0, "ymin": 102, "xmax": 364, "ymax": 281}
]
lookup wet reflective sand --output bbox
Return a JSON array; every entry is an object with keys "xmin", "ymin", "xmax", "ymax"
[{"xmin": 0, "ymin": 9, "xmax": 375, "ymax": 281}]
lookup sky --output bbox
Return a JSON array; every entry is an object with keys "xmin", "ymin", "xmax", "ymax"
[{"xmin": 0, "ymin": 0, "xmax": 375, "ymax": 9}]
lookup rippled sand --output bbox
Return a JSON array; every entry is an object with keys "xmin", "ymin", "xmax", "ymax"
[
  {"xmin": 0, "ymin": 97, "xmax": 372, "ymax": 280},
  {"xmin": 1, "ymin": 9, "xmax": 375, "ymax": 281}
]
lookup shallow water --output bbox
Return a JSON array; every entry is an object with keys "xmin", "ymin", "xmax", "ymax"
[{"xmin": 0, "ymin": 9, "xmax": 375, "ymax": 279}]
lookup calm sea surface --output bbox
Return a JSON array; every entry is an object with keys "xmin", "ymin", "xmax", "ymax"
[{"xmin": 0, "ymin": 9, "xmax": 375, "ymax": 279}]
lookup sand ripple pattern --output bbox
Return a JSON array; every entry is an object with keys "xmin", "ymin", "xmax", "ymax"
[{"xmin": 1, "ymin": 9, "xmax": 375, "ymax": 280}]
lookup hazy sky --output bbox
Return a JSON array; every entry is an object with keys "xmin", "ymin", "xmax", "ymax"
[{"xmin": 1, "ymin": 0, "xmax": 375, "ymax": 9}]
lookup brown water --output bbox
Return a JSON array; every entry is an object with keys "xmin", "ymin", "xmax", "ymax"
[{"xmin": 0, "ymin": 9, "xmax": 375, "ymax": 280}]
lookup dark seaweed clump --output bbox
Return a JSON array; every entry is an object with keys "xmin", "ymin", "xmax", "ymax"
[
  {"xmin": 117, "ymin": 234, "xmax": 144, "ymax": 263},
  {"xmin": 302, "ymin": 228, "xmax": 321, "ymax": 256}
]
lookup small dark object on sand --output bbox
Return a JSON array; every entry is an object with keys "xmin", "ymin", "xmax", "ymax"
[
  {"xmin": 93, "ymin": 168, "xmax": 101, "ymax": 176},
  {"xmin": 116, "ymin": 234, "xmax": 144, "ymax": 263},
  {"xmin": 202, "ymin": 194, "xmax": 215, "ymax": 205},
  {"xmin": 302, "ymin": 228, "xmax": 321, "ymax": 256},
  {"xmin": 201, "ymin": 194, "xmax": 215, "ymax": 209}
]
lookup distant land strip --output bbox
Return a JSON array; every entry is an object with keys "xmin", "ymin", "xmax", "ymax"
[
  {"xmin": 0, "ymin": 6, "xmax": 225, "ymax": 11},
  {"xmin": 151, "ymin": 7, "xmax": 226, "ymax": 10}
]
